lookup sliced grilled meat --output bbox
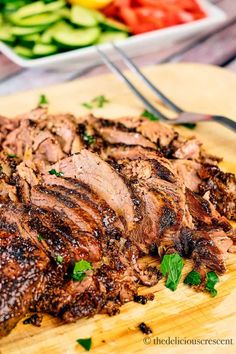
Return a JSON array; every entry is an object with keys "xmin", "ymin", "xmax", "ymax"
[
  {"xmin": 185, "ymin": 188, "xmax": 231, "ymax": 231},
  {"xmin": 28, "ymin": 206, "xmax": 102, "ymax": 263},
  {"xmin": 90, "ymin": 117, "xmax": 156, "ymax": 149},
  {"xmin": 198, "ymin": 164, "xmax": 236, "ymax": 220},
  {"xmin": 101, "ymin": 144, "xmax": 161, "ymax": 161},
  {"xmin": 0, "ymin": 201, "xmax": 49, "ymax": 337},
  {"xmin": 50, "ymin": 150, "xmax": 140, "ymax": 232},
  {"xmin": 0, "ymin": 230, "xmax": 47, "ymax": 337},
  {"xmin": 31, "ymin": 185, "xmax": 103, "ymax": 237},
  {"xmin": 117, "ymin": 157, "xmax": 186, "ymax": 254},
  {"xmin": 42, "ymin": 175, "xmax": 124, "ymax": 237}
]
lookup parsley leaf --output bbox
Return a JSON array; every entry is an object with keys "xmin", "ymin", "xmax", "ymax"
[
  {"xmin": 49, "ymin": 169, "xmax": 64, "ymax": 177},
  {"xmin": 141, "ymin": 110, "xmax": 160, "ymax": 121},
  {"xmin": 184, "ymin": 270, "xmax": 201, "ymax": 286},
  {"xmin": 82, "ymin": 102, "xmax": 93, "ymax": 110},
  {"xmin": 160, "ymin": 253, "xmax": 184, "ymax": 291},
  {"xmin": 76, "ymin": 338, "xmax": 92, "ymax": 351},
  {"xmin": 205, "ymin": 271, "xmax": 219, "ymax": 297},
  {"xmin": 38, "ymin": 94, "xmax": 49, "ymax": 106},
  {"xmin": 82, "ymin": 95, "xmax": 109, "ymax": 110},
  {"xmin": 83, "ymin": 133, "xmax": 95, "ymax": 145},
  {"xmin": 8, "ymin": 153, "xmax": 17, "ymax": 158},
  {"xmin": 72, "ymin": 260, "xmax": 92, "ymax": 281},
  {"xmin": 92, "ymin": 95, "xmax": 109, "ymax": 108},
  {"xmin": 56, "ymin": 255, "xmax": 63, "ymax": 264},
  {"xmin": 180, "ymin": 123, "xmax": 197, "ymax": 129},
  {"xmin": 38, "ymin": 234, "xmax": 43, "ymax": 242}
]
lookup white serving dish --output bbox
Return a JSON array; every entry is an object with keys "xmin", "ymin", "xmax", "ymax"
[{"xmin": 0, "ymin": 0, "xmax": 226, "ymax": 69}]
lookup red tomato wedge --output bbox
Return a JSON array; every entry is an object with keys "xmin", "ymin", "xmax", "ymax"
[{"xmin": 102, "ymin": 0, "xmax": 206, "ymax": 34}]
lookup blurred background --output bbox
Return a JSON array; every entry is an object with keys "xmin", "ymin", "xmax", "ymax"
[{"xmin": 0, "ymin": 0, "xmax": 235, "ymax": 96}]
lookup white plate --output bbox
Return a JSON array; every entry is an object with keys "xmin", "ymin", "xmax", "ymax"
[{"xmin": 0, "ymin": 0, "xmax": 226, "ymax": 69}]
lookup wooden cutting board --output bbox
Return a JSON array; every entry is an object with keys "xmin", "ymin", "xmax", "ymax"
[{"xmin": 0, "ymin": 63, "xmax": 236, "ymax": 354}]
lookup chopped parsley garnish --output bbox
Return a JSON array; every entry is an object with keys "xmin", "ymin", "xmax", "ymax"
[
  {"xmin": 94, "ymin": 95, "xmax": 109, "ymax": 108},
  {"xmin": 72, "ymin": 260, "xmax": 92, "ymax": 281},
  {"xmin": 180, "ymin": 123, "xmax": 197, "ymax": 129},
  {"xmin": 141, "ymin": 109, "xmax": 160, "ymax": 121},
  {"xmin": 184, "ymin": 270, "xmax": 201, "ymax": 286},
  {"xmin": 82, "ymin": 102, "xmax": 93, "ymax": 109},
  {"xmin": 8, "ymin": 153, "xmax": 17, "ymax": 158},
  {"xmin": 205, "ymin": 271, "xmax": 219, "ymax": 297},
  {"xmin": 49, "ymin": 169, "xmax": 64, "ymax": 177},
  {"xmin": 56, "ymin": 255, "xmax": 63, "ymax": 264},
  {"xmin": 38, "ymin": 94, "xmax": 49, "ymax": 106},
  {"xmin": 160, "ymin": 253, "xmax": 184, "ymax": 291},
  {"xmin": 38, "ymin": 234, "xmax": 43, "ymax": 242},
  {"xmin": 76, "ymin": 338, "xmax": 92, "ymax": 351},
  {"xmin": 83, "ymin": 133, "xmax": 95, "ymax": 145},
  {"xmin": 82, "ymin": 95, "xmax": 109, "ymax": 110}
]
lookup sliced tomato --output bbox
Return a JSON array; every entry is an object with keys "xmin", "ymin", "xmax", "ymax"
[
  {"xmin": 119, "ymin": 7, "xmax": 139, "ymax": 29},
  {"xmin": 102, "ymin": 0, "xmax": 206, "ymax": 35}
]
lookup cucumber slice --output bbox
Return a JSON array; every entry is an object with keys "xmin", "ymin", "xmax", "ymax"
[
  {"xmin": 11, "ymin": 26, "xmax": 47, "ymax": 36},
  {"xmin": 13, "ymin": 1, "xmax": 45, "ymax": 19},
  {"xmin": 58, "ymin": 7, "xmax": 71, "ymax": 20},
  {"xmin": 3, "ymin": 1, "xmax": 31, "ymax": 14},
  {"xmin": 88, "ymin": 9, "xmax": 105, "ymax": 23},
  {"xmin": 98, "ymin": 31, "xmax": 128, "ymax": 44},
  {"xmin": 14, "ymin": 45, "xmax": 34, "ymax": 58},
  {"xmin": 0, "ymin": 26, "xmax": 16, "ymax": 44},
  {"xmin": 102, "ymin": 18, "xmax": 130, "ymax": 33},
  {"xmin": 71, "ymin": 5, "xmax": 98, "ymax": 27},
  {"xmin": 12, "ymin": 1, "xmax": 66, "ymax": 19},
  {"xmin": 21, "ymin": 33, "xmax": 41, "ymax": 42},
  {"xmin": 33, "ymin": 43, "xmax": 58, "ymax": 56},
  {"xmin": 10, "ymin": 12, "xmax": 61, "ymax": 27},
  {"xmin": 53, "ymin": 26, "xmax": 101, "ymax": 48},
  {"xmin": 41, "ymin": 22, "xmax": 62, "ymax": 44},
  {"xmin": 45, "ymin": 1, "xmax": 66, "ymax": 13},
  {"xmin": 41, "ymin": 21, "xmax": 68, "ymax": 44},
  {"xmin": 21, "ymin": 33, "xmax": 41, "ymax": 47}
]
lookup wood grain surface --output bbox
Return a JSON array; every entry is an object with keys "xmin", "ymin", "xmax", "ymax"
[{"xmin": 0, "ymin": 63, "xmax": 236, "ymax": 354}]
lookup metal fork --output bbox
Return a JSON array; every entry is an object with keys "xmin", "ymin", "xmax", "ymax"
[{"xmin": 96, "ymin": 44, "xmax": 236, "ymax": 132}]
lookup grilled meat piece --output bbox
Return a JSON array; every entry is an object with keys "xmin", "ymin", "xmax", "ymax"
[
  {"xmin": 0, "ymin": 108, "xmax": 235, "ymax": 338},
  {"xmin": 90, "ymin": 117, "xmax": 156, "ymax": 149},
  {"xmin": 198, "ymin": 164, "xmax": 236, "ymax": 220},
  {"xmin": 51, "ymin": 149, "xmax": 140, "ymax": 232},
  {"xmin": 0, "ymin": 201, "xmax": 50, "ymax": 337}
]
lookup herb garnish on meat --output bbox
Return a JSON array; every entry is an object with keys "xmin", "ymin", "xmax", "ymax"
[
  {"xmin": 8, "ymin": 154, "xmax": 17, "ymax": 158},
  {"xmin": 160, "ymin": 253, "xmax": 184, "ymax": 291},
  {"xmin": 205, "ymin": 271, "xmax": 219, "ymax": 297},
  {"xmin": 184, "ymin": 270, "xmax": 201, "ymax": 286},
  {"xmin": 76, "ymin": 337, "xmax": 92, "ymax": 351},
  {"xmin": 72, "ymin": 260, "xmax": 92, "ymax": 281},
  {"xmin": 49, "ymin": 169, "xmax": 64, "ymax": 177},
  {"xmin": 56, "ymin": 255, "xmax": 63, "ymax": 264},
  {"xmin": 141, "ymin": 110, "xmax": 160, "ymax": 121},
  {"xmin": 38, "ymin": 94, "xmax": 49, "ymax": 106},
  {"xmin": 83, "ymin": 133, "xmax": 95, "ymax": 145},
  {"xmin": 38, "ymin": 234, "xmax": 43, "ymax": 242}
]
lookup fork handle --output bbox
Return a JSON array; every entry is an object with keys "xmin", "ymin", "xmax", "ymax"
[{"xmin": 213, "ymin": 115, "xmax": 236, "ymax": 132}]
